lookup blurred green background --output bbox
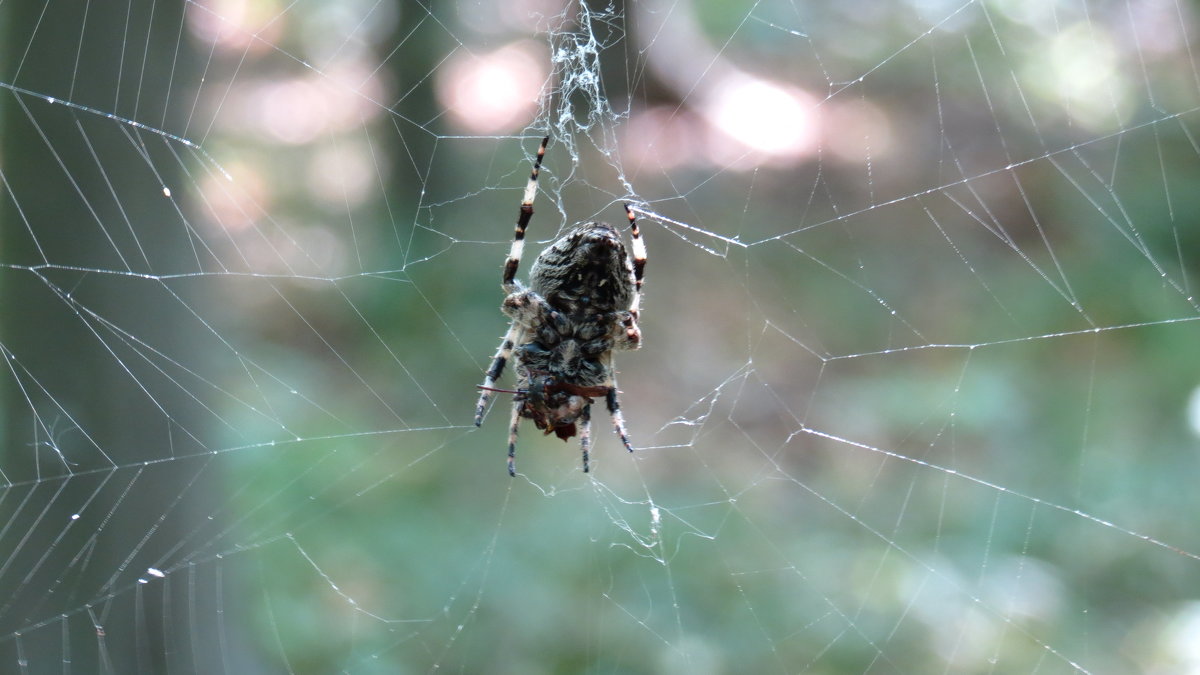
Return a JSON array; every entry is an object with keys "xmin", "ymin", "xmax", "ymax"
[{"xmin": 2, "ymin": 0, "xmax": 1200, "ymax": 673}]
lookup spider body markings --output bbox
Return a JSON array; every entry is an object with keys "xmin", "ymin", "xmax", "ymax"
[{"xmin": 474, "ymin": 136, "xmax": 646, "ymax": 476}]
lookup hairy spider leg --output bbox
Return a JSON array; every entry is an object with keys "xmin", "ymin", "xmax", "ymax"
[
  {"xmin": 612, "ymin": 204, "xmax": 647, "ymax": 349},
  {"xmin": 474, "ymin": 326, "xmax": 518, "ymax": 426},
  {"xmin": 606, "ymin": 385, "xmax": 635, "ymax": 454},
  {"xmin": 502, "ymin": 135, "xmax": 549, "ymax": 293},
  {"xmin": 478, "ymin": 136, "xmax": 548, "ymax": 426},
  {"xmin": 507, "ymin": 401, "xmax": 522, "ymax": 476},
  {"xmin": 625, "ymin": 204, "xmax": 647, "ymax": 318},
  {"xmin": 579, "ymin": 405, "xmax": 593, "ymax": 472}
]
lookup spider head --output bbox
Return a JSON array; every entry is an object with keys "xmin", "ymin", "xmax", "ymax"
[{"xmin": 518, "ymin": 374, "xmax": 605, "ymax": 441}]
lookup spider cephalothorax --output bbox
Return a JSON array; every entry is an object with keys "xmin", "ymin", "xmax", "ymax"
[
  {"xmin": 514, "ymin": 374, "xmax": 609, "ymax": 441},
  {"xmin": 474, "ymin": 136, "xmax": 646, "ymax": 476}
]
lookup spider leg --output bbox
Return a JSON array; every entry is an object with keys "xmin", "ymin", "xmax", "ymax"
[
  {"xmin": 613, "ymin": 204, "xmax": 646, "ymax": 350},
  {"xmin": 579, "ymin": 404, "xmax": 593, "ymax": 473},
  {"xmin": 475, "ymin": 325, "xmax": 518, "ymax": 426},
  {"xmin": 502, "ymin": 289, "xmax": 567, "ymax": 334},
  {"xmin": 624, "ymin": 204, "xmax": 647, "ymax": 319},
  {"xmin": 503, "ymin": 136, "xmax": 549, "ymax": 293},
  {"xmin": 507, "ymin": 400, "xmax": 521, "ymax": 476},
  {"xmin": 614, "ymin": 311, "xmax": 642, "ymax": 350},
  {"xmin": 605, "ymin": 385, "xmax": 635, "ymax": 454}
]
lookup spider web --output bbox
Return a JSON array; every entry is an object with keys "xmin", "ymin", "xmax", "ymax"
[{"xmin": 2, "ymin": 0, "xmax": 1200, "ymax": 672}]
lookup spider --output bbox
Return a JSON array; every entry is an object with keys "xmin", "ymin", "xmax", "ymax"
[{"xmin": 474, "ymin": 135, "xmax": 647, "ymax": 476}]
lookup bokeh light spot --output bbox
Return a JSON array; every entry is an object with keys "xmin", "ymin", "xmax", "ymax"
[
  {"xmin": 436, "ymin": 42, "xmax": 549, "ymax": 135},
  {"xmin": 703, "ymin": 75, "xmax": 819, "ymax": 165}
]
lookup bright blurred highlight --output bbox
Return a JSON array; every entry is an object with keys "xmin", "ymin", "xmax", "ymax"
[
  {"xmin": 437, "ymin": 42, "xmax": 549, "ymax": 134},
  {"xmin": 1165, "ymin": 602, "xmax": 1200, "ymax": 669},
  {"xmin": 1028, "ymin": 21, "xmax": 1132, "ymax": 130},
  {"xmin": 704, "ymin": 76, "xmax": 819, "ymax": 161},
  {"xmin": 186, "ymin": 0, "xmax": 284, "ymax": 52},
  {"xmin": 1188, "ymin": 384, "xmax": 1200, "ymax": 438}
]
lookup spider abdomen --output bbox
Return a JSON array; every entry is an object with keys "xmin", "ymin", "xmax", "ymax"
[
  {"xmin": 529, "ymin": 221, "xmax": 635, "ymax": 317},
  {"xmin": 518, "ymin": 336, "xmax": 608, "ymax": 386}
]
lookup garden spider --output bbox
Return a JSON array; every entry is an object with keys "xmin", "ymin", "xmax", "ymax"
[{"xmin": 474, "ymin": 136, "xmax": 647, "ymax": 476}]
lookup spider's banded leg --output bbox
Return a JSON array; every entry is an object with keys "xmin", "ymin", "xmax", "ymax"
[
  {"xmin": 502, "ymin": 290, "xmax": 567, "ymax": 333},
  {"xmin": 579, "ymin": 405, "xmax": 593, "ymax": 473},
  {"xmin": 502, "ymin": 136, "xmax": 549, "ymax": 293},
  {"xmin": 507, "ymin": 401, "xmax": 521, "ymax": 476},
  {"xmin": 475, "ymin": 327, "xmax": 517, "ymax": 425},
  {"xmin": 605, "ymin": 387, "xmax": 635, "ymax": 454},
  {"xmin": 624, "ymin": 204, "xmax": 647, "ymax": 319},
  {"xmin": 615, "ymin": 204, "xmax": 646, "ymax": 350}
]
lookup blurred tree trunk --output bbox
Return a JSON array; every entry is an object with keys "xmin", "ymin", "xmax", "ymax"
[{"xmin": 0, "ymin": 2, "xmax": 258, "ymax": 671}]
